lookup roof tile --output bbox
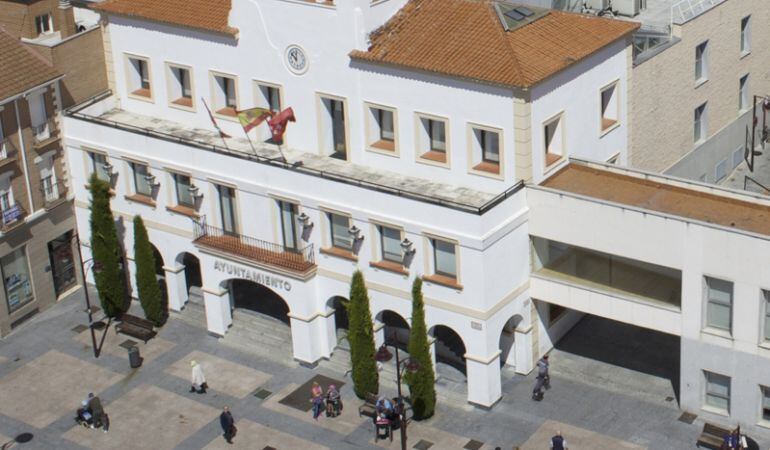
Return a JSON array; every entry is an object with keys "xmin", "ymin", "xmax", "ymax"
[
  {"xmin": 94, "ymin": 0, "xmax": 238, "ymax": 37},
  {"xmin": 0, "ymin": 29, "xmax": 61, "ymax": 102}
]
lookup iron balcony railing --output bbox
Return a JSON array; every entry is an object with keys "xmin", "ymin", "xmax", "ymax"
[
  {"xmin": 40, "ymin": 179, "xmax": 67, "ymax": 206},
  {"xmin": 192, "ymin": 218, "xmax": 315, "ymax": 273},
  {"xmin": 1, "ymin": 203, "xmax": 26, "ymax": 231},
  {"xmin": 0, "ymin": 137, "xmax": 18, "ymax": 161},
  {"xmin": 31, "ymin": 119, "xmax": 57, "ymax": 144}
]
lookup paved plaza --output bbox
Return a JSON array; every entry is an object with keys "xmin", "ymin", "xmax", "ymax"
[{"xmin": 0, "ymin": 287, "xmax": 768, "ymax": 449}]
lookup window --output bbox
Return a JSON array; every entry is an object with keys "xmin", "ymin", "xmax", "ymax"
[
  {"xmin": 763, "ymin": 290, "xmax": 770, "ymax": 342},
  {"xmin": 549, "ymin": 304, "xmax": 567, "ymax": 325},
  {"xmin": 256, "ymin": 83, "xmax": 281, "ymax": 112},
  {"xmin": 740, "ymin": 16, "xmax": 751, "ymax": 54},
  {"xmin": 329, "ymin": 213, "xmax": 352, "ymax": 251},
  {"xmin": 168, "ymin": 65, "xmax": 193, "ymax": 108},
  {"xmin": 694, "ymin": 103, "xmax": 707, "ymax": 143},
  {"xmin": 212, "ymin": 73, "xmax": 237, "ymax": 116},
  {"xmin": 90, "ymin": 152, "xmax": 110, "ymax": 182},
  {"xmin": 704, "ymin": 371, "xmax": 730, "ymax": 413},
  {"xmin": 127, "ymin": 56, "xmax": 151, "ymax": 98},
  {"xmin": 417, "ymin": 115, "xmax": 448, "ymax": 163},
  {"xmin": 379, "ymin": 225, "xmax": 402, "ymax": 263},
  {"xmin": 29, "ymin": 92, "xmax": 49, "ymax": 141},
  {"xmin": 732, "ymin": 147, "xmax": 744, "ymax": 169},
  {"xmin": 432, "ymin": 238, "xmax": 457, "ymax": 279},
  {"xmin": 38, "ymin": 154, "xmax": 57, "ymax": 202},
  {"xmin": 365, "ymin": 105, "xmax": 397, "ymax": 153},
  {"xmin": 715, "ymin": 159, "xmax": 727, "ymax": 182},
  {"xmin": 600, "ymin": 83, "xmax": 619, "ymax": 131},
  {"xmin": 173, "ymin": 173, "xmax": 194, "ymax": 207},
  {"xmin": 217, "ymin": 185, "xmax": 237, "ymax": 234},
  {"xmin": 278, "ymin": 200, "xmax": 300, "ymax": 251},
  {"xmin": 1, "ymin": 248, "xmax": 33, "ymax": 313},
  {"xmin": 705, "ymin": 277, "xmax": 732, "ymax": 332},
  {"xmin": 762, "ymin": 386, "xmax": 770, "ymax": 421},
  {"xmin": 0, "ymin": 175, "xmax": 14, "ymax": 216},
  {"xmin": 544, "ymin": 115, "xmax": 564, "ymax": 166},
  {"xmin": 35, "ymin": 13, "xmax": 53, "ymax": 35},
  {"xmin": 695, "ymin": 41, "xmax": 708, "ymax": 83},
  {"xmin": 132, "ymin": 162, "xmax": 152, "ymax": 197},
  {"xmin": 739, "ymin": 75, "xmax": 750, "ymax": 112},
  {"xmin": 471, "ymin": 126, "xmax": 501, "ymax": 174},
  {"xmin": 318, "ymin": 96, "xmax": 347, "ymax": 160}
]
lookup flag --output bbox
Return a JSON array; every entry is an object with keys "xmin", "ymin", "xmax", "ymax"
[
  {"xmin": 268, "ymin": 107, "xmax": 296, "ymax": 144},
  {"xmin": 201, "ymin": 98, "xmax": 230, "ymax": 139},
  {"xmin": 237, "ymin": 107, "xmax": 273, "ymax": 133}
]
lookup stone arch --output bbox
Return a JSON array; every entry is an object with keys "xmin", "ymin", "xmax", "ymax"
[
  {"xmin": 149, "ymin": 244, "xmax": 169, "ymax": 306},
  {"xmin": 175, "ymin": 251, "xmax": 202, "ymax": 294},
  {"xmin": 429, "ymin": 324, "xmax": 467, "ymax": 375},
  {"xmin": 326, "ymin": 296, "xmax": 349, "ymax": 331},
  {"xmin": 498, "ymin": 314, "xmax": 524, "ymax": 368},
  {"xmin": 221, "ymin": 278, "xmax": 291, "ymax": 326},
  {"xmin": 375, "ymin": 309, "xmax": 410, "ymax": 352}
]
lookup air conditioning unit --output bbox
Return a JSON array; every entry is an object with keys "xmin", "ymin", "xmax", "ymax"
[
  {"xmin": 613, "ymin": 0, "xmax": 643, "ymax": 17},
  {"xmin": 585, "ymin": 0, "xmax": 611, "ymax": 10}
]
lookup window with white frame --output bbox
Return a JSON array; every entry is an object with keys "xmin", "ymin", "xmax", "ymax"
[
  {"xmin": 740, "ymin": 16, "xmax": 751, "ymax": 54},
  {"xmin": 367, "ymin": 105, "xmax": 396, "ymax": 152},
  {"xmin": 378, "ymin": 225, "xmax": 402, "ymax": 264},
  {"xmin": 212, "ymin": 73, "xmax": 237, "ymax": 116},
  {"xmin": 168, "ymin": 65, "xmax": 193, "ymax": 108},
  {"xmin": 762, "ymin": 386, "xmax": 770, "ymax": 422},
  {"xmin": 35, "ymin": 13, "xmax": 53, "ymax": 35},
  {"xmin": 127, "ymin": 56, "xmax": 151, "ymax": 97},
  {"xmin": 132, "ymin": 162, "xmax": 152, "ymax": 197},
  {"xmin": 600, "ymin": 82, "xmax": 619, "ymax": 131},
  {"xmin": 739, "ymin": 75, "xmax": 750, "ymax": 112},
  {"xmin": 732, "ymin": 147, "xmax": 743, "ymax": 169},
  {"xmin": 256, "ymin": 83, "xmax": 281, "ymax": 112},
  {"xmin": 319, "ymin": 96, "xmax": 347, "ymax": 160},
  {"xmin": 715, "ymin": 159, "xmax": 728, "ymax": 182},
  {"xmin": 0, "ymin": 117, "xmax": 6, "ymax": 159},
  {"xmin": 695, "ymin": 41, "xmax": 708, "ymax": 83},
  {"xmin": 29, "ymin": 92, "xmax": 49, "ymax": 141},
  {"xmin": 694, "ymin": 103, "xmax": 707, "ymax": 143},
  {"xmin": 328, "ymin": 213, "xmax": 352, "ymax": 251},
  {"xmin": 704, "ymin": 371, "xmax": 730, "ymax": 413},
  {"xmin": 544, "ymin": 114, "xmax": 564, "ymax": 166},
  {"xmin": 431, "ymin": 238, "xmax": 457, "ymax": 280},
  {"xmin": 763, "ymin": 290, "xmax": 770, "ymax": 342},
  {"xmin": 277, "ymin": 200, "xmax": 300, "ymax": 251},
  {"xmin": 0, "ymin": 175, "xmax": 14, "ymax": 214},
  {"xmin": 1, "ymin": 247, "xmax": 34, "ymax": 313},
  {"xmin": 173, "ymin": 173, "xmax": 194, "ymax": 207},
  {"xmin": 705, "ymin": 276, "xmax": 732, "ymax": 332},
  {"xmin": 89, "ymin": 152, "xmax": 110, "ymax": 182},
  {"xmin": 471, "ymin": 126, "xmax": 501, "ymax": 174},
  {"xmin": 417, "ymin": 115, "xmax": 447, "ymax": 163},
  {"xmin": 38, "ymin": 153, "xmax": 57, "ymax": 203}
]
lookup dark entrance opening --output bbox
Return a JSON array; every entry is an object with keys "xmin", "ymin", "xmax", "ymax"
[
  {"xmin": 229, "ymin": 279, "xmax": 290, "ymax": 325},
  {"xmin": 181, "ymin": 252, "xmax": 202, "ymax": 293},
  {"xmin": 47, "ymin": 231, "xmax": 77, "ymax": 296},
  {"xmin": 379, "ymin": 310, "xmax": 410, "ymax": 353},
  {"xmin": 431, "ymin": 325, "xmax": 467, "ymax": 376}
]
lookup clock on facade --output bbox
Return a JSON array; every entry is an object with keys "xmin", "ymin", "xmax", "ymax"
[{"xmin": 285, "ymin": 45, "xmax": 308, "ymax": 75}]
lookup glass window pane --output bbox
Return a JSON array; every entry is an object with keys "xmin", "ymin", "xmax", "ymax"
[
  {"xmin": 434, "ymin": 239, "xmax": 456, "ymax": 278},
  {"xmin": 268, "ymin": 86, "xmax": 281, "ymax": 112},
  {"xmin": 175, "ymin": 174, "xmax": 193, "ymax": 206},
  {"xmin": 2, "ymin": 248, "xmax": 33, "ymax": 313},
  {"xmin": 133, "ymin": 164, "xmax": 152, "ymax": 196},
  {"xmin": 381, "ymin": 226, "xmax": 401, "ymax": 262},
  {"xmin": 330, "ymin": 214, "xmax": 352, "ymax": 250},
  {"xmin": 765, "ymin": 293, "xmax": 770, "ymax": 341},
  {"xmin": 430, "ymin": 120, "xmax": 446, "ymax": 152},
  {"xmin": 280, "ymin": 201, "xmax": 298, "ymax": 250},
  {"xmin": 219, "ymin": 186, "xmax": 237, "ymax": 234},
  {"xmin": 707, "ymin": 277, "xmax": 732, "ymax": 304},
  {"xmin": 482, "ymin": 130, "xmax": 500, "ymax": 162},
  {"xmin": 763, "ymin": 387, "xmax": 770, "ymax": 420},
  {"xmin": 707, "ymin": 302, "xmax": 731, "ymax": 330},
  {"xmin": 379, "ymin": 109, "xmax": 394, "ymax": 141},
  {"xmin": 706, "ymin": 394, "xmax": 729, "ymax": 410},
  {"xmin": 92, "ymin": 153, "xmax": 110, "ymax": 182}
]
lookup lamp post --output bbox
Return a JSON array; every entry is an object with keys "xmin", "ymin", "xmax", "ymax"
[
  {"xmin": 69, "ymin": 232, "xmax": 105, "ymax": 358},
  {"xmin": 375, "ymin": 335, "xmax": 420, "ymax": 450}
]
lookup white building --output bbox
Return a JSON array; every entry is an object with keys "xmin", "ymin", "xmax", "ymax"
[{"xmin": 65, "ymin": 0, "xmax": 639, "ymax": 409}]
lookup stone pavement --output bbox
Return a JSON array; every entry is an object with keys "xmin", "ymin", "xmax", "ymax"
[{"xmin": 0, "ymin": 286, "xmax": 768, "ymax": 449}]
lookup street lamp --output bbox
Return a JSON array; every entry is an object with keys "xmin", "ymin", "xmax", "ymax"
[
  {"xmin": 69, "ymin": 232, "xmax": 108, "ymax": 358},
  {"xmin": 375, "ymin": 335, "xmax": 420, "ymax": 450}
]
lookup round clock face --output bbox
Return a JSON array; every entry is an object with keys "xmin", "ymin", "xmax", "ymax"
[{"xmin": 285, "ymin": 45, "xmax": 308, "ymax": 75}]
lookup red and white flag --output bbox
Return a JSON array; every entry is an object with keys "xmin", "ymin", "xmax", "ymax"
[{"xmin": 268, "ymin": 107, "xmax": 296, "ymax": 144}]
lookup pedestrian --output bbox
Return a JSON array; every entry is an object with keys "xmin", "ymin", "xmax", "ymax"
[
  {"xmin": 326, "ymin": 384, "xmax": 341, "ymax": 417},
  {"xmin": 87, "ymin": 393, "xmax": 107, "ymax": 432},
  {"xmin": 219, "ymin": 406, "xmax": 236, "ymax": 444},
  {"xmin": 190, "ymin": 360, "xmax": 207, "ymax": 394},
  {"xmin": 550, "ymin": 430, "xmax": 568, "ymax": 449},
  {"xmin": 310, "ymin": 381, "xmax": 325, "ymax": 420},
  {"xmin": 532, "ymin": 355, "xmax": 550, "ymax": 401}
]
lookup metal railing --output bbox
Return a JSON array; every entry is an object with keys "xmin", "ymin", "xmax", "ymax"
[
  {"xmin": 65, "ymin": 91, "xmax": 525, "ymax": 215},
  {"xmin": 671, "ymin": 0, "xmax": 726, "ymax": 25},
  {"xmin": 744, "ymin": 175, "xmax": 770, "ymax": 195},
  {"xmin": 193, "ymin": 218, "xmax": 315, "ymax": 273},
  {"xmin": 40, "ymin": 179, "xmax": 67, "ymax": 205},
  {"xmin": 31, "ymin": 119, "xmax": 57, "ymax": 144},
  {"xmin": 0, "ymin": 137, "xmax": 18, "ymax": 160},
  {"xmin": 1, "ymin": 203, "xmax": 26, "ymax": 231}
]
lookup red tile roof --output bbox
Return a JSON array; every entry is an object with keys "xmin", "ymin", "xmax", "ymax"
[
  {"xmin": 94, "ymin": 0, "xmax": 238, "ymax": 37},
  {"xmin": 350, "ymin": 0, "xmax": 639, "ymax": 88},
  {"xmin": 0, "ymin": 29, "xmax": 61, "ymax": 102}
]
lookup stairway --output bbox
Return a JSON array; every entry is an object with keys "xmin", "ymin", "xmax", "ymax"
[{"xmin": 219, "ymin": 309, "xmax": 294, "ymax": 363}]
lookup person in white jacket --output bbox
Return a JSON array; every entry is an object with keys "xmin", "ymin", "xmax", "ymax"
[{"xmin": 190, "ymin": 360, "xmax": 207, "ymax": 394}]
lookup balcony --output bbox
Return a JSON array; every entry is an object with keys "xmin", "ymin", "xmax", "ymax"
[
  {"xmin": 1, "ymin": 204, "xmax": 27, "ymax": 233},
  {"xmin": 40, "ymin": 179, "xmax": 68, "ymax": 210},
  {"xmin": 0, "ymin": 138, "xmax": 19, "ymax": 170},
  {"xmin": 31, "ymin": 119, "xmax": 59, "ymax": 148},
  {"xmin": 193, "ymin": 219, "xmax": 316, "ymax": 277}
]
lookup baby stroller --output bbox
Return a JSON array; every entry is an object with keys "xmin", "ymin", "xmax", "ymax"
[{"xmin": 75, "ymin": 406, "xmax": 93, "ymax": 428}]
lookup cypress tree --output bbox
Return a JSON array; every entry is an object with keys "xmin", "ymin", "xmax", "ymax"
[
  {"xmin": 88, "ymin": 173, "xmax": 126, "ymax": 318},
  {"xmin": 406, "ymin": 277, "xmax": 436, "ymax": 420},
  {"xmin": 348, "ymin": 270, "xmax": 379, "ymax": 398},
  {"xmin": 133, "ymin": 215, "xmax": 166, "ymax": 326}
]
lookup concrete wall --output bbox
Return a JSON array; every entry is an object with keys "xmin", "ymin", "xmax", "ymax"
[{"xmin": 629, "ymin": 0, "xmax": 770, "ymax": 172}]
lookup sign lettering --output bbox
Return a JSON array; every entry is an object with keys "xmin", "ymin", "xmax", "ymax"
[{"xmin": 213, "ymin": 260, "xmax": 292, "ymax": 291}]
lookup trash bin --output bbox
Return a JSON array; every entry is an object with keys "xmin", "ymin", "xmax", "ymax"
[{"xmin": 128, "ymin": 346, "xmax": 143, "ymax": 368}]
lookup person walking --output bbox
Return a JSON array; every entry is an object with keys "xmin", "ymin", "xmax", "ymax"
[
  {"xmin": 86, "ymin": 393, "xmax": 106, "ymax": 431},
  {"xmin": 310, "ymin": 381, "xmax": 324, "ymax": 420},
  {"xmin": 532, "ymin": 355, "xmax": 550, "ymax": 401},
  {"xmin": 550, "ymin": 430, "xmax": 568, "ymax": 449},
  {"xmin": 219, "ymin": 406, "xmax": 236, "ymax": 444},
  {"xmin": 190, "ymin": 360, "xmax": 207, "ymax": 394}
]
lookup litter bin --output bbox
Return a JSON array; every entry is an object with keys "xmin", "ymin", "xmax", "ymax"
[{"xmin": 128, "ymin": 346, "xmax": 143, "ymax": 368}]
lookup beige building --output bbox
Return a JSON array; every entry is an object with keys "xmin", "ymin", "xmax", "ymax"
[
  {"xmin": 628, "ymin": 0, "xmax": 770, "ymax": 175},
  {"xmin": 0, "ymin": 29, "xmax": 81, "ymax": 336}
]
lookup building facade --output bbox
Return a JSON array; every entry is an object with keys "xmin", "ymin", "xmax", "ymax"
[{"xmin": 0, "ymin": 30, "xmax": 80, "ymax": 336}]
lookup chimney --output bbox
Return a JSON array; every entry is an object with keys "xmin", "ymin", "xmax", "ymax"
[{"xmin": 57, "ymin": 0, "xmax": 77, "ymax": 39}]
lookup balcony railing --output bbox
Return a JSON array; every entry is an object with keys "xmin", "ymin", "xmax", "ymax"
[
  {"xmin": 1, "ymin": 203, "xmax": 26, "ymax": 232},
  {"xmin": 31, "ymin": 119, "xmax": 57, "ymax": 145},
  {"xmin": 0, "ymin": 138, "xmax": 18, "ymax": 163},
  {"xmin": 193, "ymin": 218, "xmax": 315, "ymax": 274},
  {"xmin": 40, "ymin": 179, "xmax": 67, "ymax": 208}
]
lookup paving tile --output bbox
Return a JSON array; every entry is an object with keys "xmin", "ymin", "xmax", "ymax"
[
  {"xmin": 519, "ymin": 419, "xmax": 647, "ymax": 450},
  {"xmin": 370, "ymin": 418, "xmax": 473, "ymax": 449},
  {"xmin": 463, "ymin": 439, "xmax": 484, "ymax": 450},
  {"xmin": 413, "ymin": 439, "xmax": 434, "ymax": 449},
  {"xmin": 202, "ymin": 419, "xmax": 329, "ymax": 449},
  {"xmin": 73, "ymin": 326, "xmax": 175, "ymax": 364},
  {"xmin": 261, "ymin": 383, "xmax": 361, "ymax": 435},
  {"xmin": 253, "ymin": 388, "xmax": 272, "ymax": 399},
  {"xmin": 0, "ymin": 350, "xmax": 121, "ymax": 428},
  {"xmin": 165, "ymin": 350, "xmax": 272, "ymax": 398},
  {"xmin": 278, "ymin": 374, "xmax": 345, "ymax": 412},
  {"xmin": 678, "ymin": 412, "xmax": 697, "ymax": 424},
  {"xmin": 71, "ymin": 324, "xmax": 89, "ymax": 333},
  {"xmin": 62, "ymin": 384, "xmax": 219, "ymax": 450},
  {"xmin": 118, "ymin": 339, "xmax": 137, "ymax": 350}
]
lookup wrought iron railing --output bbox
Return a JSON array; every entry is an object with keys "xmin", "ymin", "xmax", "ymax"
[
  {"xmin": 31, "ymin": 119, "xmax": 57, "ymax": 144},
  {"xmin": 192, "ymin": 218, "xmax": 315, "ymax": 273},
  {"xmin": 1, "ymin": 203, "xmax": 26, "ymax": 231},
  {"xmin": 40, "ymin": 179, "xmax": 67, "ymax": 206},
  {"xmin": 0, "ymin": 138, "xmax": 17, "ymax": 161},
  {"xmin": 744, "ymin": 175, "xmax": 770, "ymax": 195}
]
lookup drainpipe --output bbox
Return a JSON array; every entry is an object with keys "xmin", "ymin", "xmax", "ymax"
[{"xmin": 13, "ymin": 99, "xmax": 36, "ymax": 215}]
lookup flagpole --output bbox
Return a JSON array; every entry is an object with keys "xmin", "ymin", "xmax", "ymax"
[
  {"xmin": 201, "ymin": 98, "xmax": 231, "ymax": 150},
  {"xmin": 242, "ymin": 126, "xmax": 258, "ymax": 154}
]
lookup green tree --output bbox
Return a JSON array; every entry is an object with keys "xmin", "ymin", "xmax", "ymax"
[
  {"xmin": 88, "ymin": 173, "xmax": 126, "ymax": 318},
  {"xmin": 133, "ymin": 215, "xmax": 166, "ymax": 326},
  {"xmin": 406, "ymin": 277, "xmax": 436, "ymax": 420},
  {"xmin": 348, "ymin": 270, "xmax": 378, "ymax": 398}
]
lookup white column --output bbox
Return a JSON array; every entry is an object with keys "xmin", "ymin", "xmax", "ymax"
[
  {"xmin": 203, "ymin": 286, "xmax": 231, "ymax": 336},
  {"xmin": 428, "ymin": 336, "xmax": 438, "ymax": 377},
  {"xmin": 373, "ymin": 321, "xmax": 385, "ymax": 348},
  {"xmin": 163, "ymin": 265, "xmax": 187, "ymax": 312},
  {"xmin": 288, "ymin": 312, "xmax": 327, "ymax": 366},
  {"xmin": 465, "ymin": 351, "xmax": 502, "ymax": 408},
  {"xmin": 514, "ymin": 326, "xmax": 534, "ymax": 374},
  {"xmin": 322, "ymin": 308, "xmax": 337, "ymax": 357}
]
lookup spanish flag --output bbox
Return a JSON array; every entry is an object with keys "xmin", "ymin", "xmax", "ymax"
[{"xmin": 237, "ymin": 107, "xmax": 273, "ymax": 133}]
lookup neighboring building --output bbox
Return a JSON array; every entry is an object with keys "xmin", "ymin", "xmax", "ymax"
[
  {"xmin": 0, "ymin": 30, "xmax": 80, "ymax": 336},
  {"xmin": 0, "ymin": 0, "xmax": 108, "ymax": 108},
  {"xmin": 65, "ymin": 0, "xmax": 636, "ymax": 408}
]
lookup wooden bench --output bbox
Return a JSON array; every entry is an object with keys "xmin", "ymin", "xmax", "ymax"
[
  {"xmin": 115, "ymin": 314, "xmax": 156, "ymax": 343},
  {"xmin": 358, "ymin": 392, "xmax": 379, "ymax": 419},
  {"xmin": 696, "ymin": 422, "xmax": 732, "ymax": 449}
]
